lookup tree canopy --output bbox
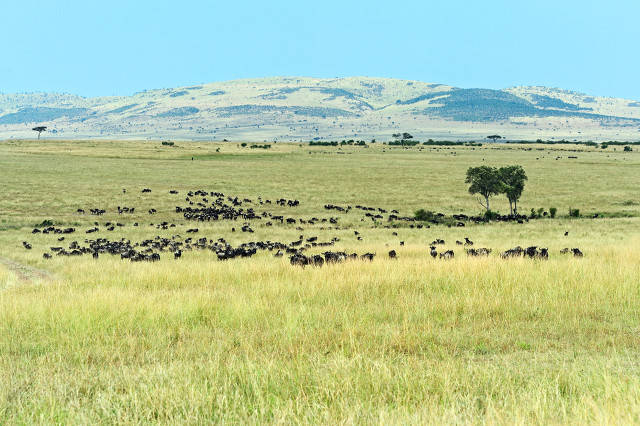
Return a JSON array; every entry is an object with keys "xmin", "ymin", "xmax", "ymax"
[
  {"xmin": 499, "ymin": 165, "xmax": 528, "ymax": 215},
  {"xmin": 465, "ymin": 166, "xmax": 504, "ymax": 211},
  {"xmin": 32, "ymin": 126, "xmax": 47, "ymax": 139}
]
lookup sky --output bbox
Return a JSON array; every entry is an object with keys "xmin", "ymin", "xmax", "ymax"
[{"xmin": 1, "ymin": 0, "xmax": 639, "ymax": 99}]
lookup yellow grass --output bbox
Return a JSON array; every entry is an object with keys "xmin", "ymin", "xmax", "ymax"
[{"xmin": 0, "ymin": 139, "xmax": 639, "ymax": 423}]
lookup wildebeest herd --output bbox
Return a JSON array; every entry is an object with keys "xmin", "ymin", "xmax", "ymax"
[{"xmin": 21, "ymin": 188, "xmax": 584, "ymax": 266}]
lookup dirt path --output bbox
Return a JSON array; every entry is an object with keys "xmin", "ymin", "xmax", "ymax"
[{"xmin": 0, "ymin": 256, "xmax": 57, "ymax": 287}]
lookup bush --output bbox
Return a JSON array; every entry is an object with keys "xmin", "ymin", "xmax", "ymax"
[
  {"xmin": 549, "ymin": 207, "xmax": 557, "ymax": 218},
  {"xmin": 240, "ymin": 143, "xmax": 247, "ymax": 147},
  {"xmin": 161, "ymin": 141, "xmax": 174, "ymax": 146},
  {"xmin": 624, "ymin": 146, "xmax": 633, "ymax": 152},
  {"xmin": 484, "ymin": 210, "xmax": 501, "ymax": 221},
  {"xmin": 414, "ymin": 209, "xmax": 436, "ymax": 222},
  {"xmin": 569, "ymin": 208, "xmax": 581, "ymax": 218}
]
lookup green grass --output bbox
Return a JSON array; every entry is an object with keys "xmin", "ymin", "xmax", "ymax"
[{"xmin": 1, "ymin": 139, "xmax": 639, "ymax": 424}]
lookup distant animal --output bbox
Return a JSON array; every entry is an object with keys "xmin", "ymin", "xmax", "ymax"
[
  {"xmin": 22, "ymin": 241, "xmax": 32, "ymax": 250},
  {"xmin": 439, "ymin": 250, "xmax": 454, "ymax": 260},
  {"xmin": 360, "ymin": 253, "xmax": 375, "ymax": 261},
  {"xmin": 388, "ymin": 250, "xmax": 397, "ymax": 259}
]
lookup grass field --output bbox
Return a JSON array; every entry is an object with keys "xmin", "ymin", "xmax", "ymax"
[{"xmin": 1, "ymin": 139, "xmax": 639, "ymax": 424}]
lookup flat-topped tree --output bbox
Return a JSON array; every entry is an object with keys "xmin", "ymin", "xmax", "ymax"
[
  {"xmin": 32, "ymin": 126, "xmax": 47, "ymax": 139},
  {"xmin": 487, "ymin": 134, "xmax": 502, "ymax": 142}
]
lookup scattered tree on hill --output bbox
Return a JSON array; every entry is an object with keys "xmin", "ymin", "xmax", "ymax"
[
  {"xmin": 32, "ymin": 126, "xmax": 47, "ymax": 139},
  {"xmin": 465, "ymin": 166, "xmax": 504, "ymax": 212},
  {"xmin": 499, "ymin": 165, "xmax": 528, "ymax": 215},
  {"xmin": 486, "ymin": 134, "xmax": 502, "ymax": 142},
  {"xmin": 624, "ymin": 146, "xmax": 633, "ymax": 152},
  {"xmin": 392, "ymin": 132, "xmax": 414, "ymax": 141}
]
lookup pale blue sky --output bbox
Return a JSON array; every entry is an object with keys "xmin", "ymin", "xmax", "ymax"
[{"xmin": 1, "ymin": 0, "xmax": 638, "ymax": 99}]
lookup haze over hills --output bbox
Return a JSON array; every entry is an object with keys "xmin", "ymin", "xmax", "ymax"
[{"xmin": 1, "ymin": 77, "xmax": 640, "ymax": 141}]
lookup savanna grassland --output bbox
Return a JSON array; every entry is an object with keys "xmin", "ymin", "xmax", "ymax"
[{"xmin": 1, "ymin": 139, "xmax": 640, "ymax": 424}]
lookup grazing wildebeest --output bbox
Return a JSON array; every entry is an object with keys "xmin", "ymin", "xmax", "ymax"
[
  {"xmin": 290, "ymin": 253, "xmax": 309, "ymax": 267},
  {"xmin": 439, "ymin": 250, "xmax": 454, "ymax": 260},
  {"xmin": 388, "ymin": 250, "xmax": 397, "ymax": 259},
  {"xmin": 464, "ymin": 237, "xmax": 474, "ymax": 246},
  {"xmin": 22, "ymin": 241, "xmax": 32, "ymax": 250},
  {"xmin": 466, "ymin": 248, "xmax": 492, "ymax": 257},
  {"xmin": 501, "ymin": 246, "xmax": 524, "ymax": 258},
  {"xmin": 360, "ymin": 253, "xmax": 375, "ymax": 261},
  {"xmin": 571, "ymin": 248, "xmax": 583, "ymax": 257},
  {"xmin": 430, "ymin": 246, "xmax": 438, "ymax": 258}
]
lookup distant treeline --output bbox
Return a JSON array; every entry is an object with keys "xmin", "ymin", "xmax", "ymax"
[
  {"xmin": 309, "ymin": 140, "xmax": 367, "ymax": 146},
  {"xmin": 307, "ymin": 139, "xmax": 639, "ymax": 147},
  {"xmin": 506, "ymin": 140, "xmax": 640, "ymax": 147},
  {"xmin": 387, "ymin": 140, "xmax": 482, "ymax": 147}
]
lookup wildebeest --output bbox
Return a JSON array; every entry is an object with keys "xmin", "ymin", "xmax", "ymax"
[
  {"xmin": 360, "ymin": 253, "xmax": 375, "ymax": 261},
  {"xmin": 466, "ymin": 248, "xmax": 492, "ymax": 257},
  {"xmin": 388, "ymin": 250, "xmax": 397, "ymax": 259},
  {"xmin": 439, "ymin": 250, "xmax": 454, "ymax": 260}
]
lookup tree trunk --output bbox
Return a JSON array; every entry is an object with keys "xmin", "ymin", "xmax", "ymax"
[
  {"xmin": 485, "ymin": 195, "xmax": 490, "ymax": 212},
  {"xmin": 514, "ymin": 200, "xmax": 518, "ymax": 215}
]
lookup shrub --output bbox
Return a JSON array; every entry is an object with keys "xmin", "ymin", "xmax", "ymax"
[
  {"xmin": 484, "ymin": 210, "xmax": 501, "ymax": 221},
  {"xmin": 161, "ymin": 141, "xmax": 174, "ymax": 146},
  {"xmin": 624, "ymin": 146, "xmax": 633, "ymax": 152},
  {"xmin": 549, "ymin": 207, "xmax": 557, "ymax": 218},
  {"xmin": 240, "ymin": 143, "xmax": 247, "ymax": 147},
  {"xmin": 569, "ymin": 208, "xmax": 581, "ymax": 218},
  {"xmin": 414, "ymin": 209, "xmax": 436, "ymax": 222}
]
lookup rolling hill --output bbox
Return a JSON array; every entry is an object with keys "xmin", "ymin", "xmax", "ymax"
[{"xmin": 1, "ymin": 77, "xmax": 640, "ymax": 141}]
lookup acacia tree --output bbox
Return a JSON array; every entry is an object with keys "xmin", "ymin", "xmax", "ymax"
[
  {"xmin": 486, "ymin": 134, "xmax": 502, "ymax": 142},
  {"xmin": 465, "ymin": 166, "xmax": 503, "ymax": 212},
  {"xmin": 32, "ymin": 126, "xmax": 47, "ymax": 139},
  {"xmin": 499, "ymin": 165, "xmax": 527, "ymax": 215}
]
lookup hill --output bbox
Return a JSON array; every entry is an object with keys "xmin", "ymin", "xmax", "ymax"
[{"xmin": 1, "ymin": 77, "xmax": 640, "ymax": 141}]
